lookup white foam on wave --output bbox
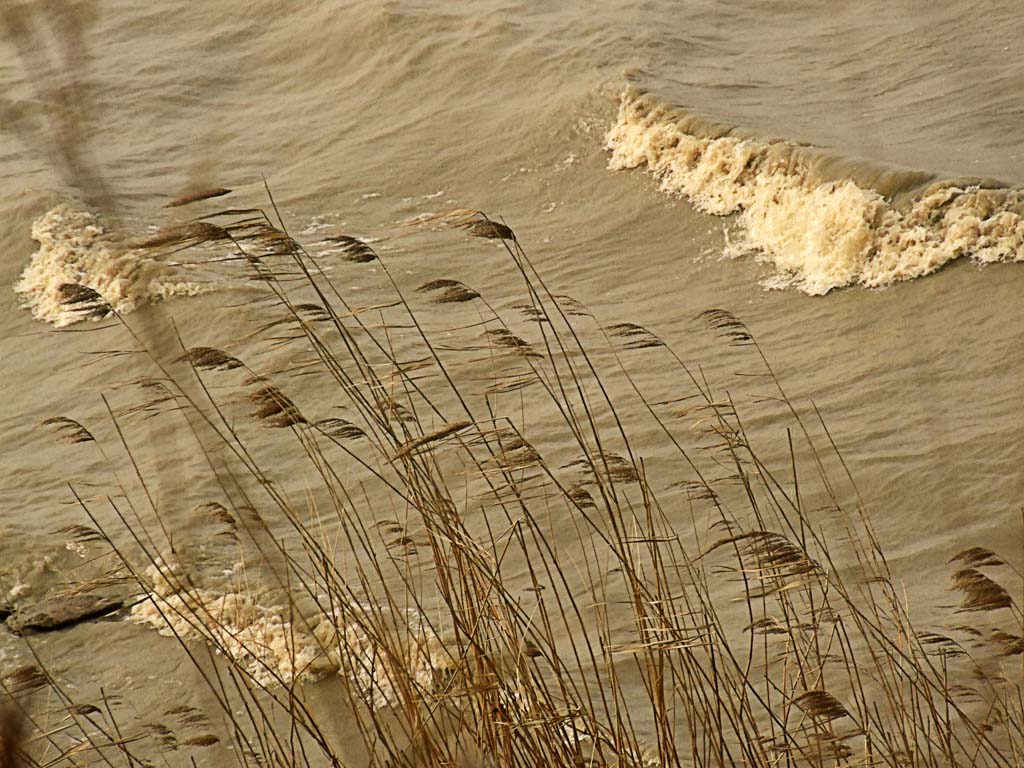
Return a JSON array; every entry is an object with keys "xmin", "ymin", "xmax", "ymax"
[
  {"xmin": 130, "ymin": 558, "xmax": 448, "ymax": 709},
  {"xmin": 14, "ymin": 206, "xmax": 214, "ymax": 326},
  {"xmin": 605, "ymin": 89, "xmax": 1024, "ymax": 294},
  {"xmin": 128, "ymin": 558, "xmax": 660, "ymax": 762}
]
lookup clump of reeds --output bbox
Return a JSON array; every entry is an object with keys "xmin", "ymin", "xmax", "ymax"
[{"xmin": 13, "ymin": 188, "xmax": 1024, "ymax": 768}]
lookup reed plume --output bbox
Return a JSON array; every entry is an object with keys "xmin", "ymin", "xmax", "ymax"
[{"xmin": 17, "ymin": 190, "xmax": 1024, "ymax": 768}]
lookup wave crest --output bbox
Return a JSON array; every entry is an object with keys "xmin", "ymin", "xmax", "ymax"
[
  {"xmin": 605, "ymin": 88, "xmax": 1024, "ymax": 294},
  {"xmin": 14, "ymin": 205, "xmax": 213, "ymax": 326}
]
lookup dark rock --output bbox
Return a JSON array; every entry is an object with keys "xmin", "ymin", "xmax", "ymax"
[
  {"xmin": 0, "ymin": 601, "xmax": 10, "ymax": 621},
  {"xmin": 6, "ymin": 593, "xmax": 124, "ymax": 635}
]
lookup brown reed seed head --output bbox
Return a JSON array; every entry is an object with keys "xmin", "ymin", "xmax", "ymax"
[
  {"xmin": 391, "ymin": 421, "xmax": 473, "ymax": 461},
  {"xmin": 249, "ymin": 386, "xmax": 306, "ymax": 427},
  {"xmin": 990, "ymin": 630, "xmax": 1024, "ymax": 656},
  {"xmin": 416, "ymin": 279, "xmax": 481, "ymax": 303},
  {"xmin": 314, "ymin": 418, "xmax": 365, "ymax": 440},
  {"xmin": 181, "ymin": 734, "xmax": 220, "ymax": 747},
  {"xmin": 485, "ymin": 328, "xmax": 531, "ymax": 349},
  {"xmin": 193, "ymin": 501, "xmax": 236, "ymax": 531},
  {"xmin": 41, "ymin": 416, "xmax": 95, "ymax": 444},
  {"xmin": 176, "ymin": 346, "xmax": 244, "ymax": 371},
  {"xmin": 164, "ymin": 187, "xmax": 232, "ymax": 208},
  {"xmin": 52, "ymin": 523, "xmax": 106, "ymax": 544},
  {"xmin": 135, "ymin": 221, "xmax": 228, "ymax": 249},
  {"xmin": 321, "ymin": 235, "xmax": 377, "ymax": 263},
  {"xmin": 793, "ymin": 690, "xmax": 850, "ymax": 722},
  {"xmin": 2, "ymin": 665, "xmax": 46, "ymax": 696},
  {"xmin": 606, "ymin": 322, "xmax": 664, "ymax": 349},
  {"xmin": 57, "ymin": 283, "xmax": 111, "ymax": 320},
  {"xmin": 952, "ymin": 568, "xmax": 1013, "ymax": 612},
  {"xmin": 461, "ymin": 219, "xmax": 515, "ymax": 241},
  {"xmin": 698, "ymin": 308, "xmax": 754, "ymax": 346},
  {"xmin": 949, "ymin": 547, "xmax": 1005, "ymax": 568},
  {"xmin": 565, "ymin": 483, "xmax": 597, "ymax": 510}
]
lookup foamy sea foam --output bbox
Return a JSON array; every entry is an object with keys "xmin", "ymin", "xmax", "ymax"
[
  {"xmin": 15, "ymin": 205, "xmax": 212, "ymax": 326},
  {"xmin": 129, "ymin": 558, "xmax": 654, "ymax": 762},
  {"xmin": 605, "ymin": 88, "xmax": 1024, "ymax": 294},
  {"xmin": 130, "ymin": 558, "xmax": 449, "ymax": 710}
]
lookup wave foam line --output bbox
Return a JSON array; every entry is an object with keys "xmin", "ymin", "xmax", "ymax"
[
  {"xmin": 605, "ymin": 88, "xmax": 1024, "ymax": 294},
  {"xmin": 15, "ymin": 206, "xmax": 214, "ymax": 326},
  {"xmin": 130, "ymin": 559, "xmax": 448, "ymax": 710},
  {"xmin": 129, "ymin": 558, "xmax": 659, "ymax": 764}
]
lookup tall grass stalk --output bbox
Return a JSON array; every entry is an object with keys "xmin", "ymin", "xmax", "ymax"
[{"xmin": 7, "ymin": 190, "xmax": 1024, "ymax": 768}]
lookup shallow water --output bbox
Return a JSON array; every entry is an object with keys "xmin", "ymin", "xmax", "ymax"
[{"xmin": 2, "ymin": 0, "xmax": 1023, "ymax": 763}]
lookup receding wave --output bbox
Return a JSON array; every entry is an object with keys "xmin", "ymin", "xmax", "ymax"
[
  {"xmin": 605, "ymin": 87, "xmax": 1024, "ymax": 294},
  {"xmin": 14, "ymin": 205, "xmax": 215, "ymax": 326}
]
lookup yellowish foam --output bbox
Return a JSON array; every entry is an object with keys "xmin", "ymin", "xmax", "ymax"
[
  {"xmin": 130, "ymin": 558, "xmax": 448, "ymax": 709},
  {"xmin": 605, "ymin": 89, "xmax": 1024, "ymax": 294},
  {"xmin": 15, "ymin": 206, "xmax": 213, "ymax": 326}
]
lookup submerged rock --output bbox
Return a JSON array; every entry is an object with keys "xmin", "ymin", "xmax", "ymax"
[{"xmin": 6, "ymin": 593, "xmax": 123, "ymax": 634}]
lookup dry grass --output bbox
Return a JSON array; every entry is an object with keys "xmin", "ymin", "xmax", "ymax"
[{"xmin": 7, "ymin": 192, "xmax": 1024, "ymax": 768}]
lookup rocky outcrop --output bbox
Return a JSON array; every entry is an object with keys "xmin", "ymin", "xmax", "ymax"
[{"xmin": 5, "ymin": 593, "xmax": 124, "ymax": 635}]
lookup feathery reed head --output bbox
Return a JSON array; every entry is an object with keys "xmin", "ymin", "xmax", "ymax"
[
  {"xmin": 321, "ymin": 235, "xmax": 377, "ymax": 263},
  {"xmin": 606, "ymin": 322, "xmax": 664, "ymax": 349},
  {"xmin": 52, "ymin": 523, "xmax": 106, "ymax": 544},
  {"xmin": 2, "ymin": 666, "xmax": 46, "ymax": 696},
  {"xmin": 58, "ymin": 283, "xmax": 111, "ymax": 320},
  {"xmin": 484, "ymin": 328, "xmax": 540, "ymax": 357},
  {"xmin": 164, "ymin": 187, "xmax": 232, "ymax": 208},
  {"xmin": 135, "ymin": 221, "xmax": 228, "ymax": 249},
  {"xmin": 292, "ymin": 303, "xmax": 332, "ymax": 322},
  {"xmin": 565, "ymin": 483, "xmax": 597, "ymax": 510},
  {"xmin": 41, "ymin": 416, "xmax": 94, "ymax": 444},
  {"xmin": 249, "ymin": 385, "xmax": 306, "ymax": 427},
  {"xmin": 193, "ymin": 502, "xmax": 236, "ymax": 533},
  {"xmin": 390, "ymin": 421, "xmax": 473, "ymax": 462},
  {"xmin": 461, "ymin": 218, "xmax": 515, "ymax": 240},
  {"xmin": 698, "ymin": 308, "xmax": 754, "ymax": 346},
  {"xmin": 314, "ymin": 418, "xmax": 365, "ymax": 440},
  {"xmin": 950, "ymin": 547, "xmax": 1005, "ymax": 568},
  {"xmin": 990, "ymin": 630, "xmax": 1024, "ymax": 656},
  {"xmin": 176, "ymin": 346, "xmax": 244, "ymax": 371},
  {"xmin": 952, "ymin": 567, "xmax": 1013, "ymax": 612},
  {"xmin": 793, "ymin": 690, "xmax": 850, "ymax": 722},
  {"xmin": 416, "ymin": 279, "xmax": 480, "ymax": 303}
]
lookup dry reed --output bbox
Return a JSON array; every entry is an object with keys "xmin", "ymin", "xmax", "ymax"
[{"xmin": 10, "ymin": 191, "xmax": 1024, "ymax": 768}]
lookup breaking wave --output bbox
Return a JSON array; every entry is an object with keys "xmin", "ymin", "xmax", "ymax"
[
  {"xmin": 605, "ymin": 87, "xmax": 1024, "ymax": 294},
  {"xmin": 14, "ymin": 206, "xmax": 215, "ymax": 326},
  {"xmin": 129, "ymin": 555, "xmax": 654, "ymax": 762},
  {"xmin": 130, "ymin": 557, "xmax": 449, "ymax": 710}
]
